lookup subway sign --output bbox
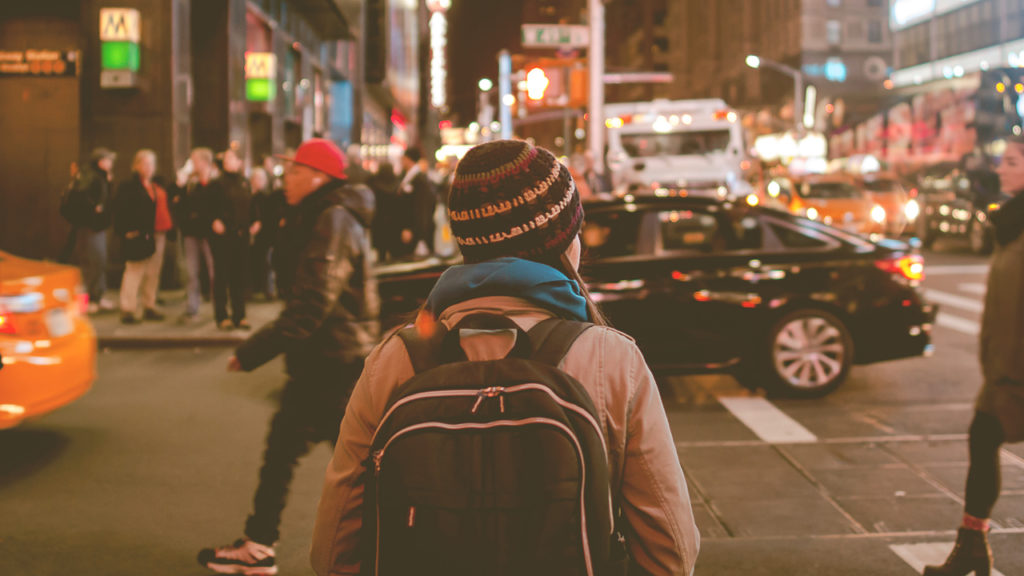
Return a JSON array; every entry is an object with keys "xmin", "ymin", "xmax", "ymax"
[
  {"xmin": 99, "ymin": 8, "xmax": 140, "ymax": 88},
  {"xmin": 245, "ymin": 52, "xmax": 277, "ymax": 102}
]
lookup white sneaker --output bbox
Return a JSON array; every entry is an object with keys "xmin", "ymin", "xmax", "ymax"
[
  {"xmin": 98, "ymin": 298, "xmax": 116, "ymax": 311},
  {"xmin": 197, "ymin": 538, "xmax": 277, "ymax": 575}
]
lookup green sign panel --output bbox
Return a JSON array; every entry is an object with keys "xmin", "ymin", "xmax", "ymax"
[
  {"xmin": 101, "ymin": 41, "xmax": 139, "ymax": 71},
  {"xmin": 246, "ymin": 78, "xmax": 276, "ymax": 102}
]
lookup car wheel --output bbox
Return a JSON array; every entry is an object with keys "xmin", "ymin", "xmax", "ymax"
[
  {"xmin": 969, "ymin": 215, "xmax": 993, "ymax": 255},
  {"xmin": 739, "ymin": 309, "xmax": 853, "ymax": 398}
]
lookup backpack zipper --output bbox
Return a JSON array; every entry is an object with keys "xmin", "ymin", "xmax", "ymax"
[{"xmin": 373, "ymin": 417, "xmax": 594, "ymax": 576}]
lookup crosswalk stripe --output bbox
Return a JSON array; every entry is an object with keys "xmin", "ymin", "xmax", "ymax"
[
  {"xmin": 926, "ymin": 265, "xmax": 989, "ymax": 276},
  {"xmin": 924, "ymin": 289, "xmax": 984, "ymax": 314},
  {"xmin": 889, "ymin": 542, "xmax": 1005, "ymax": 575},
  {"xmin": 958, "ymin": 282, "xmax": 986, "ymax": 296},
  {"xmin": 717, "ymin": 396, "xmax": 817, "ymax": 444},
  {"xmin": 936, "ymin": 313, "xmax": 981, "ymax": 336}
]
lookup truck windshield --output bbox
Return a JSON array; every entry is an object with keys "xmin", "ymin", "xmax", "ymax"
[{"xmin": 620, "ymin": 130, "xmax": 732, "ymax": 158}]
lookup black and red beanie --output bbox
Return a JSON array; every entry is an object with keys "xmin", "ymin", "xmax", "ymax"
[{"xmin": 448, "ymin": 140, "xmax": 583, "ymax": 263}]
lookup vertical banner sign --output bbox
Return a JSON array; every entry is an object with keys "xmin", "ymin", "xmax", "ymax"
[
  {"xmin": 427, "ymin": 0, "xmax": 450, "ymax": 110},
  {"xmin": 245, "ymin": 52, "xmax": 277, "ymax": 102},
  {"xmin": 99, "ymin": 8, "xmax": 140, "ymax": 88}
]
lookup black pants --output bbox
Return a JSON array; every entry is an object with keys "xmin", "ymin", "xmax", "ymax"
[
  {"xmin": 212, "ymin": 234, "xmax": 248, "ymax": 324},
  {"xmin": 244, "ymin": 360, "xmax": 364, "ymax": 546},
  {"xmin": 964, "ymin": 411, "xmax": 1006, "ymax": 519}
]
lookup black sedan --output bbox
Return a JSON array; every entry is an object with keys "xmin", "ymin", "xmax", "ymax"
[
  {"xmin": 375, "ymin": 196, "xmax": 937, "ymax": 398},
  {"xmin": 915, "ymin": 166, "xmax": 1001, "ymax": 255}
]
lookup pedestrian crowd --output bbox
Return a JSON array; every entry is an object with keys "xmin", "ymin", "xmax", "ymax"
[{"xmin": 60, "ymin": 143, "xmax": 455, "ymax": 330}]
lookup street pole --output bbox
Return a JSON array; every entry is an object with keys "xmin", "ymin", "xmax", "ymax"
[
  {"xmin": 794, "ymin": 73, "xmax": 804, "ymax": 137},
  {"xmin": 499, "ymin": 50, "xmax": 513, "ymax": 140},
  {"xmin": 588, "ymin": 0, "xmax": 605, "ymax": 175}
]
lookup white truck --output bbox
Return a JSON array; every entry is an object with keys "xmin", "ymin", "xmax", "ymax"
[{"xmin": 605, "ymin": 98, "xmax": 750, "ymax": 195}]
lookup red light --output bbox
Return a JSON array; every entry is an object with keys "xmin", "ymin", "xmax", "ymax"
[
  {"xmin": 712, "ymin": 110, "xmax": 729, "ymax": 121},
  {"xmin": 77, "ymin": 292, "xmax": 90, "ymax": 316},
  {"xmin": 672, "ymin": 271, "xmax": 688, "ymax": 281},
  {"xmin": 909, "ymin": 187, "xmax": 919, "ymax": 198},
  {"xmin": 439, "ymin": 120, "xmax": 452, "ymax": 130},
  {"xmin": 693, "ymin": 291, "xmax": 711, "ymax": 302},
  {"xmin": 826, "ymin": 103, "xmax": 835, "ymax": 114},
  {"xmin": 876, "ymin": 255, "xmax": 924, "ymax": 281},
  {"xmin": 0, "ymin": 310, "xmax": 14, "ymax": 335}
]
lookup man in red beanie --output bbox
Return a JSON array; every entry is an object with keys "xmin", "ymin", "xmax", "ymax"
[{"xmin": 199, "ymin": 138, "xmax": 380, "ymax": 575}]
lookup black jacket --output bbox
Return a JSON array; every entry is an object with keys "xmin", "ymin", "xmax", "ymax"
[
  {"xmin": 252, "ymin": 187, "xmax": 286, "ymax": 247},
  {"xmin": 172, "ymin": 177, "xmax": 218, "ymax": 238},
  {"xmin": 112, "ymin": 174, "xmax": 157, "ymax": 261},
  {"xmin": 209, "ymin": 172, "xmax": 257, "ymax": 236},
  {"xmin": 235, "ymin": 180, "xmax": 380, "ymax": 375},
  {"xmin": 66, "ymin": 162, "xmax": 113, "ymax": 230}
]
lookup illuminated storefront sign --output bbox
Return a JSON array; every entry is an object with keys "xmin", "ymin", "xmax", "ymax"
[
  {"xmin": 99, "ymin": 8, "xmax": 140, "ymax": 88},
  {"xmin": 245, "ymin": 52, "xmax": 277, "ymax": 102},
  {"xmin": 428, "ymin": 0, "xmax": 450, "ymax": 110},
  {"xmin": 891, "ymin": 0, "xmax": 986, "ymax": 31}
]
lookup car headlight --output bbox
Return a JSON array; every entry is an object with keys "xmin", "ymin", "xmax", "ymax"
[
  {"xmin": 904, "ymin": 198, "xmax": 920, "ymax": 221},
  {"xmin": 805, "ymin": 207, "xmax": 819, "ymax": 221},
  {"xmin": 871, "ymin": 204, "xmax": 887, "ymax": 224}
]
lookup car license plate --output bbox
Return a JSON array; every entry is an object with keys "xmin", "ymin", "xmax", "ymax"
[{"xmin": 46, "ymin": 308, "xmax": 73, "ymax": 338}]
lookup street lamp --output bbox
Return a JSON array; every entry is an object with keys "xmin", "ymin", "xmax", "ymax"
[
  {"xmin": 478, "ymin": 77, "xmax": 493, "ymax": 92},
  {"xmin": 746, "ymin": 54, "xmax": 805, "ymax": 135}
]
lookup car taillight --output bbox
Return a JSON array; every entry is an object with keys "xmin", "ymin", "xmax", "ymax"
[
  {"xmin": 0, "ymin": 308, "xmax": 14, "ymax": 335},
  {"xmin": 876, "ymin": 255, "xmax": 924, "ymax": 281}
]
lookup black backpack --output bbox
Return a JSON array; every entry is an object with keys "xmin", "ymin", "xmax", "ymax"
[{"xmin": 361, "ymin": 314, "xmax": 627, "ymax": 576}]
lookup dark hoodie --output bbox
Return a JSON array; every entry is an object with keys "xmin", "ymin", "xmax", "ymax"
[{"xmin": 234, "ymin": 180, "xmax": 380, "ymax": 376}]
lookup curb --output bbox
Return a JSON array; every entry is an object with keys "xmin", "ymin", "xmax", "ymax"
[{"xmin": 97, "ymin": 336, "xmax": 246, "ymax": 349}]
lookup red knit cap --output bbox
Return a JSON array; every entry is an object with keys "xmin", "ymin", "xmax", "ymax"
[
  {"xmin": 277, "ymin": 138, "xmax": 347, "ymax": 180},
  {"xmin": 448, "ymin": 140, "xmax": 582, "ymax": 263}
]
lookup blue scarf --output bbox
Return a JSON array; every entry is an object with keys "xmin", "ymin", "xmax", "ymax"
[{"xmin": 425, "ymin": 257, "xmax": 589, "ymax": 322}]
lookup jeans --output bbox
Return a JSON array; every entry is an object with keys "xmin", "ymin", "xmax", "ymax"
[
  {"xmin": 120, "ymin": 232, "xmax": 165, "ymax": 314},
  {"xmin": 77, "ymin": 229, "xmax": 108, "ymax": 303},
  {"xmin": 244, "ymin": 360, "xmax": 364, "ymax": 546},
  {"xmin": 183, "ymin": 236, "xmax": 214, "ymax": 317},
  {"xmin": 212, "ymin": 234, "xmax": 248, "ymax": 324}
]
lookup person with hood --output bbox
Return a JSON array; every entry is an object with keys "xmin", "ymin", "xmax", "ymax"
[
  {"xmin": 310, "ymin": 140, "xmax": 699, "ymax": 575},
  {"xmin": 924, "ymin": 135, "xmax": 1024, "ymax": 576},
  {"xmin": 67, "ymin": 147, "xmax": 117, "ymax": 313},
  {"xmin": 113, "ymin": 149, "xmax": 170, "ymax": 324},
  {"xmin": 198, "ymin": 138, "xmax": 379, "ymax": 575},
  {"xmin": 208, "ymin": 148, "xmax": 258, "ymax": 329}
]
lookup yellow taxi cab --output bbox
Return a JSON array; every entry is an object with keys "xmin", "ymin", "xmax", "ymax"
[
  {"xmin": 786, "ymin": 174, "xmax": 879, "ymax": 235},
  {"xmin": 0, "ymin": 250, "xmax": 96, "ymax": 428}
]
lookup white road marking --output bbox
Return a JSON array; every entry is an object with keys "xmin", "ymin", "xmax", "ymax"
[
  {"xmin": 926, "ymin": 265, "xmax": 990, "ymax": 276},
  {"xmin": 924, "ymin": 289, "xmax": 984, "ymax": 314},
  {"xmin": 717, "ymin": 396, "xmax": 817, "ymax": 444},
  {"xmin": 936, "ymin": 313, "xmax": 981, "ymax": 336},
  {"xmin": 958, "ymin": 282, "xmax": 986, "ymax": 296},
  {"xmin": 890, "ymin": 542, "xmax": 1004, "ymax": 576}
]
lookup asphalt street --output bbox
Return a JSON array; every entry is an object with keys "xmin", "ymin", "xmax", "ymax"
[{"xmin": 1, "ymin": 241, "xmax": 1020, "ymax": 575}]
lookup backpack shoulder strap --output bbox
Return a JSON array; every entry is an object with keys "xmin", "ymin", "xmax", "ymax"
[
  {"xmin": 396, "ymin": 324, "xmax": 446, "ymax": 375},
  {"xmin": 528, "ymin": 318, "xmax": 593, "ymax": 367}
]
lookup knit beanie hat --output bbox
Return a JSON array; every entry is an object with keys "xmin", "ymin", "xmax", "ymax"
[{"xmin": 448, "ymin": 140, "xmax": 583, "ymax": 263}]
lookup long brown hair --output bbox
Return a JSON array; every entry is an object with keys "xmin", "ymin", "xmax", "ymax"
[{"xmin": 558, "ymin": 252, "xmax": 609, "ymax": 327}]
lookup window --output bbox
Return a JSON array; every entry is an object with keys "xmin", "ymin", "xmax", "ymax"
[
  {"xmin": 770, "ymin": 224, "xmax": 829, "ymax": 249},
  {"xmin": 619, "ymin": 130, "xmax": 733, "ymax": 158},
  {"xmin": 868, "ymin": 20, "xmax": 883, "ymax": 43},
  {"xmin": 826, "ymin": 20, "xmax": 842, "ymax": 45},
  {"xmin": 827, "ymin": 0, "xmax": 840, "ymax": 6},
  {"xmin": 867, "ymin": 0, "xmax": 882, "ymax": 6},
  {"xmin": 581, "ymin": 211, "xmax": 643, "ymax": 260},
  {"xmin": 659, "ymin": 210, "xmax": 719, "ymax": 253}
]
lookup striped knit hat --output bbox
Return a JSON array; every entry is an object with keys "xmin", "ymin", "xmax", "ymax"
[{"xmin": 448, "ymin": 140, "xmax": 583, "ymax": 264}]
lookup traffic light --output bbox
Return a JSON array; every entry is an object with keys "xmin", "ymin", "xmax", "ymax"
[{"xmin": 527, "ymin": 67, "xmax": 549, "ymax": 101}]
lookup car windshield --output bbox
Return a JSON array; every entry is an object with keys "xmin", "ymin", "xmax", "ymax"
[
  {"xmin": 802, "ymin": 182, "xmax": 861, "ymax": 199},
  {"xmin": 863, "ymin": 180, "xmax": 901, "ymax": 193},
  {"xmin": 620, "ymin": 130, "xmax": 731, "ymax": 158}
]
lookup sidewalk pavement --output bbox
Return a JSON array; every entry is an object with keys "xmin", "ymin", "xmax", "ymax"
[{"xmin": 90, "ymin": 290, "xmax": 282, "ymax": 348}]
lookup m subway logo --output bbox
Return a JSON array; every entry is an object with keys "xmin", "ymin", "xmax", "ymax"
[
  {"xmin": 245, "ymin": 53, "xmax": 276, "ymax": 80},
  {"xmin": 99, "ymin": 8, "xmax": 140, "ymax": 43}
]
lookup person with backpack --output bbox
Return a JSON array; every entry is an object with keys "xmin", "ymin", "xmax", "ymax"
[
  {"xmin": 198, "ymin": 139, "xmax": 379, "ymax": 575},
  {"xmin": 311, "ymin": 140, "xmax": 700, "ymax": 576},
  {"xmin": 63, "ymin": 147, "xmax": 117, "ymax": 313}
]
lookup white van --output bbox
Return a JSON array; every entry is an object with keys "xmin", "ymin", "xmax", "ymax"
[{"xmin": 605, "ymin": 98, "xmax": 749, "ymax": 195}]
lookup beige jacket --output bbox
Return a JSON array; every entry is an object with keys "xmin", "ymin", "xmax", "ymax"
[{"xmin": 311, "ymin": 296, "xmax": 700, "ymax": 575}]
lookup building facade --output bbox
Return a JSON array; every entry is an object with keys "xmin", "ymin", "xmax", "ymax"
[
  {"xmin": 665, "ymin": 0, "xmax": 892, "ymax": 134},
  {"xmin": 0, "ymin": 0, "xmax": 428, "ymax": 259}
]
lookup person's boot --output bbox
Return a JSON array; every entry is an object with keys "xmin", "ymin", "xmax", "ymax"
[{"xmin": 923, "ymin": 528, "xmax": 992, "ymax": 576}]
